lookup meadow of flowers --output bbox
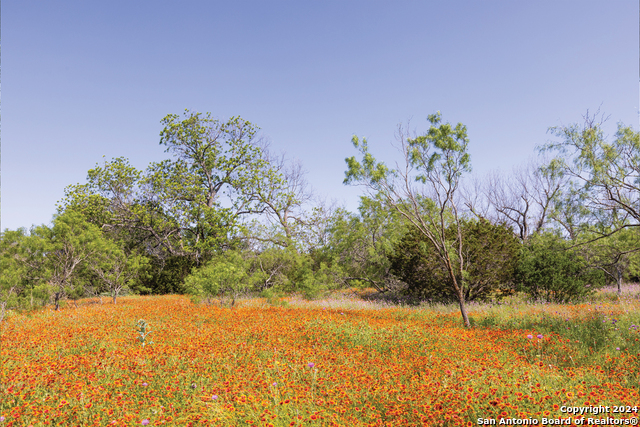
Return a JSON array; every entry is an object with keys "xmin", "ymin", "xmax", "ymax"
[{"xmin": 2, "ymin": 290, "xmax": 639, "ymax": 426}]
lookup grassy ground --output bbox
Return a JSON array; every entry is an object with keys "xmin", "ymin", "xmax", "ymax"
[{"xmin": 1, "ymin": 286, "xmax": 639, "ymax": 426}]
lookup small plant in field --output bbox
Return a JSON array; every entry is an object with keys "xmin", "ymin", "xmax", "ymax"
[
  {"xmin": 307, "ymin": 362, "xmax": 318, "ymax": 400},
  {"xmin": 522, "ymin": 333, "xmax": 547, "ymax": 363},
  {"xmin": 135, "ymin": 319, "xmax": 153, "ymax": 347},
  {"xmin": 264, "ymin": 291, "xmax": 290, "ymax": 308}
]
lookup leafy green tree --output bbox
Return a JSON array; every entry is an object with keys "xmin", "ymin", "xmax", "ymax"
[
  {"xmin": 536, "ymin": 111, "xmax": 640, "ymax": 291},
  {"xmin": 546, "ymin": 180, "xmax": 593, "ymax": 241},
  {"xmin": 184, "ymin": 251, "xmax": 250, "ymax": 307},
  {"xmin": 243, "ymin": 247, "xmax": 296, "ymax": 292},
  {"xmin": 0, "ymin": 257, "xmax": 21, "ymax": 321},
  {"xmin": 515, "ymin": 233, "xmax": 606, "ymax": 303},
  {"xmin": 156, "ymin": 110, "xmax": 286, "ymax": 257},
  {"xmin": 0, "ymin": 229, "xmax": 29, "ymax": 320},
  {"xmin": 460, "ymin": 219, "xmax": 521, "ymax": 298},
  {"xmin": 345, "ymin": 113, "xmax": 475, "ymax": 327},
  {"xmin": 541, "ymin": 110, "xmax": 639, "ymax": 235},
  {"xmin": 237, "ymin": 245, "xmax": 340, "ymax": 299},
  {"xmin": 31, "ymin": 211, "xmax": 110, "ymax": 310},
  {"xmin": 11, "ymin": 229, "xmax": 58, "ymax": 309},
  {"xmin": 60, "ymin": 111, "xmax": 289, "ymax": 271},
  {"xmin": 299, "ymin": 261, "xmax": 343, "ymax": 300},
  {"xmin": 322, "ymin": 196, "xmax": 407, "ymax": 293},
  {"xmin": 388, "ymin": 227, "xmax": 449, "ymax": 301},
  {"xmin": 580, "ymin": 227, "xmax": 640, "ymax": 294},
  {"xmin": 137, "ymin": 255, "xmax": 195, "ymax": 295},
  {"xmin": 390, "ymin": 219, "xmax": 520, "ymax": 302},
  {"xmin": 536, "ymin": 109, "xmax": 640, "ymax": 291},
  {"xmin": 58, "ymin": 111, "xmax": 298, "ymax": 296},
  {"xmin": 87, "ymin": 242, "xmax": 150, "ymax": 304},
  {"xmin": 59, "ymin": 157, "xmax": 183, "ymax": 260}
]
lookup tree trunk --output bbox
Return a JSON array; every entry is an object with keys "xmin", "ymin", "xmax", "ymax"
[
  {"xmin": 113, "ymin": 293, "xmax": 118, "ymax": 304},
  {"xmin": 616, "ymin": 265, "xmax": 623, "ymax": 296},
  {"xmin": 456, "ymin": 289, "xmax": 471, "ymax": 328},
  {"xmin": 444, "ymin": 256, "xmax": 472, "ymax": 328}
]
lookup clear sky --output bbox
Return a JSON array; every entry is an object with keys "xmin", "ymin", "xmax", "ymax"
[{"xmin": 2, "ymin": 1, "xmax": 638, "ymax": 231}]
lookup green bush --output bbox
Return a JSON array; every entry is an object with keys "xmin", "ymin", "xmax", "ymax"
[
  {"xmin": 389, "ymin": 218, "xmax": 520, "ymax": 302},
  {"xmin": 244, "ymin": 248, "xmax": 343, "ymax": 299},
  {"xmin": 184, "ymin": 247, "xmax": 345, "ymax": 305},
  {"xmin": 515, "ymin": 234, "xmax": 606, "ymax": 303},
  {"xmin": 299, "ymin": 261, "xmax": 342, "ymax": 300},
  {"xmin": 260, "ymin": 288, "xmax": 290, "ymax": 308},
  {"xmin": 21, "ymin": 283, "xmax": 55, "ymax": 311},
  {"xmin": 184, "ymin": 251, "xmax": 249, "ymax": 307}
]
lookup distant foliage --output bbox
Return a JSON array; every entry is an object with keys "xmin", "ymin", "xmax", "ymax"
[
  {"xmin": 515, "ymin": 233, "xmax": 606, "ymax": 303},
  {"xmin": 321, "ymin": 196, "xmax": 408, "ymax": 294},
  {"xmin": 5, "ymin": 109, "xmax": 637, "ymax": 315},
  {"xmin": 140, "ymin": 255, "xmax": 197, "ymax": 295}
]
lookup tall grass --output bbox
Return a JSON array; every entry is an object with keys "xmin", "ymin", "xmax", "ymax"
[{"xmin": 269, "ymin": 285, "xmax": 640, "ymax": 378}]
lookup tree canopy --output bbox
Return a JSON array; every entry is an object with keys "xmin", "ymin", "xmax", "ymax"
[{"xmin": 2, "ymin": 108, "xmax": 638, "ymax": 317}]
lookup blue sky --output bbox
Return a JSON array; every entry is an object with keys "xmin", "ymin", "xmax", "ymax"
[{"xmin": 2, "ymin": 1, "xmax": 638, "ymax": 231}]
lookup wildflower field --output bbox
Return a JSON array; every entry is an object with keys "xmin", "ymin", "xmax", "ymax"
[{"xmin": 2, "ymin": 290, "xmax": 640, "ymax": 427}]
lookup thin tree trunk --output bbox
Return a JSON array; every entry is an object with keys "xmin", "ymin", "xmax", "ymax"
[
  {"xmin": 444, "ymin": 258, "xmax": 471, "ymax": 328},
  {"xmin": 457, "ymin": 294, "xmax": 470, "ymax": 327},
  {"xmin": 454, "ymin": 285, "xmax": 471, "ymax": 327},
  {"xmin": 616, "ymin": 265, "xmax": 623, "ymax": 296}
]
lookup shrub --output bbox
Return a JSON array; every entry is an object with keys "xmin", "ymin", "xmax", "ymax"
[
  {"xmin": 389, "ymin": 218, "xmax": 520, "ymax": 302},
  {"xmin": 245, "ymin": 248, "xmax": 343, "ymax": 299},
  {"xmin": 515, "ymin": 233, "xmax": 606, "ymax": 303},
  {"xmin": 260, "ymin": 288, "xmax": 290, "ymax": 308},
  {"xmin": 184, "ymin": 251, "xmax": 248, "ymax": 307}
]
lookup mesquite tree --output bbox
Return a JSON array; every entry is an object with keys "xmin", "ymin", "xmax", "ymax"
[
  {"xmin": 541, "ymin": 110, "xmax": 639, "ymax": 236},
  {"xmin": 344, "ymin": 112, "xmax": 474, "ymax": 327},
  {"xmin": 31, "ymin": 211, "xmax": 108, "ymax": 310}
]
